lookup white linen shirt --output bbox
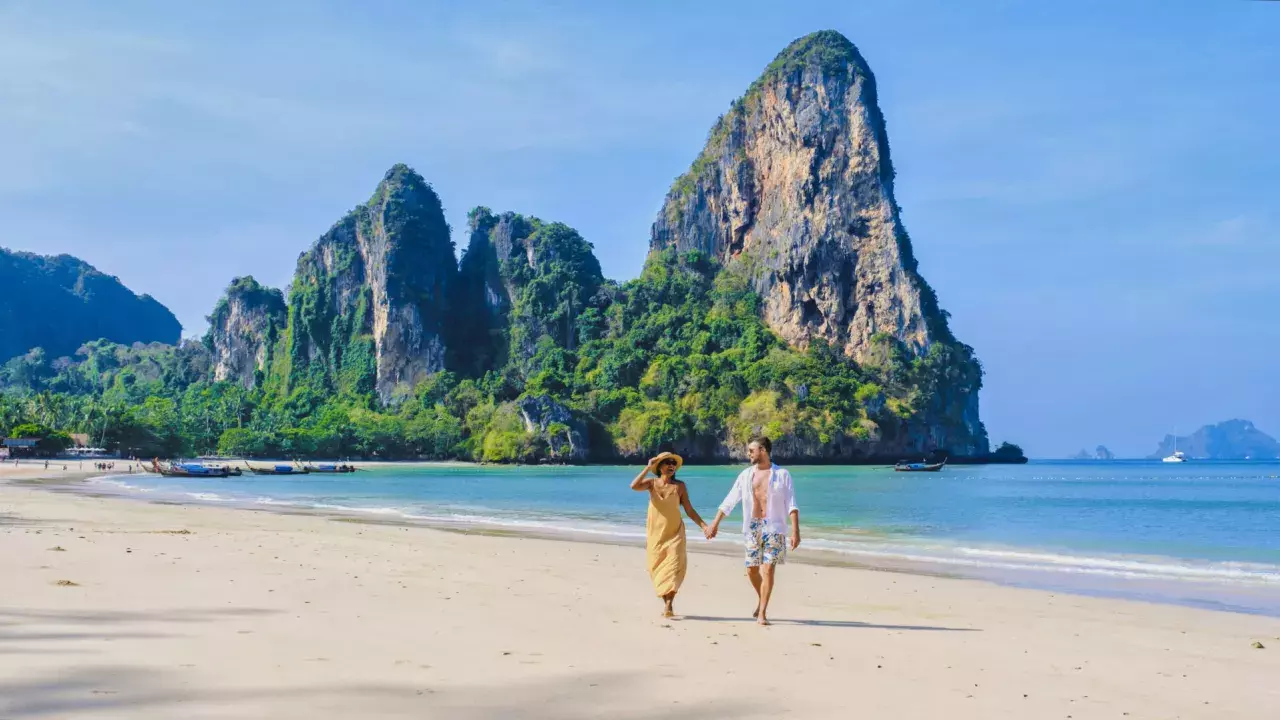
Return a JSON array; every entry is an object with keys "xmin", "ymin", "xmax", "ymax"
[{"xmin": 717, "ymin": 464, "xmax": 798, "ymax": 535}]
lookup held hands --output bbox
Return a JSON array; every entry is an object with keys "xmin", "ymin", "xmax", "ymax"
[{"xmin": 703, "ymin": 523, "xmax": 718, "ymax": 540}]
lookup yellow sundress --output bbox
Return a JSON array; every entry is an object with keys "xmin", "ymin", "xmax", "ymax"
[{"xmin": 646, "ymin": 481, "xmax": 687, "ymax": 596}]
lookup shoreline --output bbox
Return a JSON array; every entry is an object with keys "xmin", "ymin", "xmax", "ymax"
[
  {"xmin": 18, "ymin": 455, "xmax": 1036, "ymax": 468},
  {"xmin": 2, "ymin": 472, "xmax": 1277, "ymax": 718},
  {"xmin": 18, "ymin": 468, "xmax": 1280, "ymax": 619}
]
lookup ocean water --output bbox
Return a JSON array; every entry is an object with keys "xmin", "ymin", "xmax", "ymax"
[{"xmin": 89, "ymin": 461, "xmax": 1280, "ymax": 616}]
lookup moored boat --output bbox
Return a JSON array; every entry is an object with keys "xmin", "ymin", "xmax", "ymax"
[
  {"xmin": 149, "ymin": 459, "xmax": 234, "ymax": 478},
  {"xmin": 894, "ymin": 459, "xmax": 946, "ymax": 472},
  {"xmin": 303, "ymin": 462, "xmax": 359, "ymax": 474},
  {"xmin": 1162, "ymin": 429, "xmax": 1187, "ymax": 463},
  {"xmin": 195, "ymin": 462, "xmax": 243, "ymax": 476},
  {"xmin": 244, "ymin": 462, "xmax": 311, "ymax": 476}
]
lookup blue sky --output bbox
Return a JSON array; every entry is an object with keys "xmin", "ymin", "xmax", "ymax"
[{"xmin": 1, "ymin": 0, "xmax": 1276, "ymax": 457}]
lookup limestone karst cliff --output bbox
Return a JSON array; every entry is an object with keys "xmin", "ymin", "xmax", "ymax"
[
  {"xmin": 5, "ymin": 32, "xmax": 1009, "ymax": 463},
  {"xmin": 651, "ymin": 30, "xmax": 988, "ymax": 456},
  {"xmin": 205, "ymin": 276, "xmax": 287, "ymax": 389},
  {"xmin": 452, "ymin": 208, "xmax": 605, "ymax": 378},
  {"xmin": 281, "ymin": 164, "xmax": 456, "ymax": 405}
]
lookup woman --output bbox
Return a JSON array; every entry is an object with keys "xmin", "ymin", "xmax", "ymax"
[{"xmin": 630, "ymin": 450, "xmax": 709, "ymax": 618}]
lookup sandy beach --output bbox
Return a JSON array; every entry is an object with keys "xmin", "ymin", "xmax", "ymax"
[{"xmin": 1, "ymin": 474, "xmax": 1277, "ymax": 719}]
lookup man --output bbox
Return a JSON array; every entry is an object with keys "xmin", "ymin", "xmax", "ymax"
[{"xmin": 706, "ymin": 436, "xmax": 800, "ymax": 625}]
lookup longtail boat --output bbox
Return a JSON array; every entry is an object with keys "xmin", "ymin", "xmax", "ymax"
[
  {"xmin": 150, "ymin": 459, "xmax": 234, "ymax": 477},
  {"xmin": 244, "ymin": 462, "xmax": 310, "ymax": 476},
  {"xmin": 303, "ymin": 462, "xmax": 359, "ymax": 474},
  {"xmin": 893, "ymin": 459, "xmax": 946, "ymax": 472}
]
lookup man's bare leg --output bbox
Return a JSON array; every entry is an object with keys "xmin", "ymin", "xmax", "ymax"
[
  {"xmin": 757, "ymin": 564, "xmax": 776, "ymax": 625},
  {"xmin": 746, "ymin": 566, "xmax": 763, "ymax": 618}
]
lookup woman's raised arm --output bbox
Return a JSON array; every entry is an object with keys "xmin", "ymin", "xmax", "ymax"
[{"xmin": 630, "ymin": 458, "xmax": 658, "ymax": 491}]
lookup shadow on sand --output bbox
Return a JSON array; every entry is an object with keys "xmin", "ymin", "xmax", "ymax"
[
  {"xmin": 0, "ymin": 605, "xmax": 772, "ymax": 719},
  {"xmin": 0, "ymin": 666, "xmax": 770, "ymax": 719}
]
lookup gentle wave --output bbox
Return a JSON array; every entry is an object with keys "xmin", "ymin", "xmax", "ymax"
[
  {"xmin": 90, "ymin": 477, "xmax": 152, "ymax": 492},
  {"xmin": 85, "ymin": 475, "xmax": 1280, "ymax": 589},
  {"xmin": 801, "ymin": 538, "xmax": 1280, "ymax": 586}
]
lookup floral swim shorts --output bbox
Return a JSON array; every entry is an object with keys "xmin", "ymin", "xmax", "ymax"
[{"xmin": 744, "ymin": 518, "xmax": 787, "ymax": 567}]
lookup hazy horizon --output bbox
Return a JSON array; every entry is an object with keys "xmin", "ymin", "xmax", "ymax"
[{"xmin": 2, "ymin": 0, "xmax": 1276, "ymax": 458}]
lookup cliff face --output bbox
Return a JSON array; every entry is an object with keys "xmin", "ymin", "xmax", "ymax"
[
  {"xmin": 283, "ymin": 165, "xmax": 456, "ymax": 404},
  {"xmin": 206, "ymin": 276, "xmax": 286, "ymax": 389},
  {"xmin": 653, "ymin": 31, "xmax": 944, "ymax": 358},
  {"xmin": 0, "ymin": 247, "xmax": 181, "ymax": 363},
  {"xmin": 652, "ymin": 30, "xmax": 987, "ymax": 456},
  {"xmin": 453, "ymin": 208, "xmax": 604, "ymax": 376}
]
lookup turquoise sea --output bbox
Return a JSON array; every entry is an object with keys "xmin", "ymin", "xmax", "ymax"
[{"xmin": 90, "ymin": 461, "xmax": 1280, "ymax": 616}]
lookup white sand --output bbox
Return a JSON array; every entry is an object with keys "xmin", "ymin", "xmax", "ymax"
[{"xmin": 1, "ymin": 478, "xmax": 1277, "ymax": 719}]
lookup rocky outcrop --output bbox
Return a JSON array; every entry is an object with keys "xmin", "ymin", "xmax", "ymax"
[
  {"xmin": 653, "ymin": 31, "xmax": 947, "ymax": 358},
  {"xmin": 452, "ymin": 208, "xmax": 604, "ymax": 377},
  {"xmin": 206, "ymin": 276, "xmax": 286, "ymax": 388},
  {"xmin": 0, "ymin": 247, "xmax": 181, "ymax": 363},
  {"xmin": 651, "ymin": 30, "xmax": 987, "ymax": 457},
  {"xmin": 1071, "ymin": 445, "xmax": 1115, "ymax": 460},
  {"xmin": 285, "ymin": 164, "xmax": 456, "ymax": 404},
  {"xmin": 516, "ymin": 394, "xmax": 588, "ymax": 461}
]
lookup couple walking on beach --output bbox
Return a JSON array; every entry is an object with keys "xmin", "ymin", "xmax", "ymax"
[{"xmin": 629, "ymin": 436, "xmax": 800, "ymax": 625}]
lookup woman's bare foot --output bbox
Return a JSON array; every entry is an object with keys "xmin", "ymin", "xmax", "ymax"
[
  {"xmin": 751, "ymin": 606, "xmax": 760, "ymax": 619},
  {"xmin": 757, "ymin": 615, "xmax": 771, "ymax": 626}
]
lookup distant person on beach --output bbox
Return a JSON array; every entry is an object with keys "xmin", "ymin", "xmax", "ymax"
[
  {"xmin": 630, "ymin": 450, "xmax": 710, "ymax": 618},
  {"xmin": 706, "ymin": 436, "xmax": 801, "ymax": 626}
]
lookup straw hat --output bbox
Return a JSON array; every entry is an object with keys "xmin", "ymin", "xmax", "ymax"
[{"xmin": 651, "ymin": 451, "xmax": 684, "ymax": 473}]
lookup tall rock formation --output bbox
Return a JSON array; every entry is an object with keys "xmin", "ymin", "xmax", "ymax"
[
  {"xmin": 282, "ymin": 164, "xmax": 456, "ymax": 404},
  {"xmin": 651, "ymin": 30, "xmax": 987, "ymax": 456},
  {"xmin": 453, "ymin": 208, "xmax": 605, "ymax": 377},
  {"xmin": 205, "ymin": 276, "xmax": 287, "ymax": 389},
  {"xmin": 0, "ymin": 247, "xmax": 181, "ymax": 363}
]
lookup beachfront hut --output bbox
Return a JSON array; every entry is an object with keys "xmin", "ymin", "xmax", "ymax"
[{"xmin": 2, "ymin": 438, "xmax": 40, "ymax": 458}]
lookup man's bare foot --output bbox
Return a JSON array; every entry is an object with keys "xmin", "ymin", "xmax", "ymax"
[
  {"xmin": 757, "ymin": 616, "xmax": 770, "ymax": 626},
  {"xmin": 751, "ymin": 606, "xmax": 760, "ymax": 619}
]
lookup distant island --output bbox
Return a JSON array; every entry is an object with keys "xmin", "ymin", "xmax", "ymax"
[
  {"xmin": 1071, "ymin": 445, "xmax": 1115, "ymax": 460},
  {"xmin": 0, "ymin": 31, "xmax": 1025, "ymax": 466},
  {"xmin": 1147, "ymin": 420, "xmax": 1280, "ymax": 460}
]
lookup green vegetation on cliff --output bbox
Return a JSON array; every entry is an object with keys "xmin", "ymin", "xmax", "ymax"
[
  {"xmin": 2, "ymin": 30, "xmax": 1008, "ymax": 466},
  {"xmin": 275, "ymin": 164, "xmax": 455, "ymax": 407},
  {"xmin": 3, "ymin": 241, "xmax": 994, "ymax": 462},
  {"xmin": 206, "ymin": 276, "xmax": 287, "ymax": 336}
]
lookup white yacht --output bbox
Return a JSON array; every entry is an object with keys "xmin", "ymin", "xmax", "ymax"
[{"xmin": 1162, "ymin": 434, "xmax": 1186, "ymax": 463}]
